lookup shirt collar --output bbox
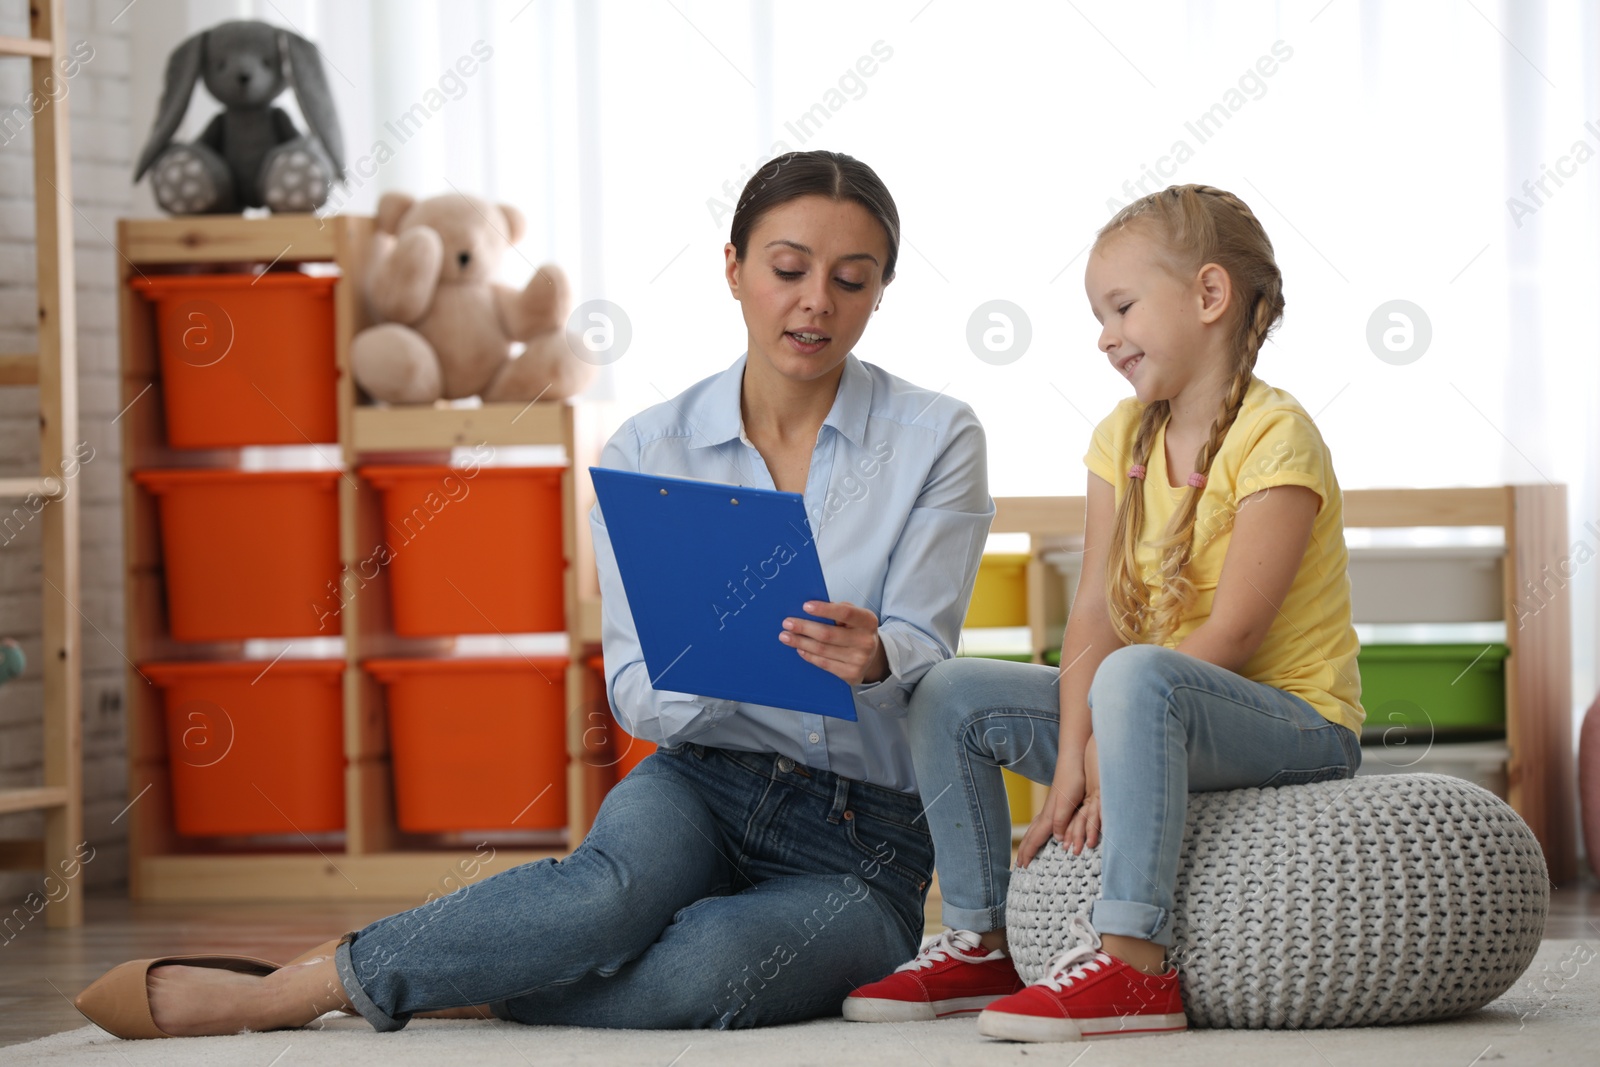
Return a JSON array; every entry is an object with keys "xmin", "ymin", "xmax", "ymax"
[
  {"xmin": 824, "ymin": 354, "xmax": 872, "ymax": 448},
  {"xmin": 687, "ymin": 354, "xmax": 748, "ymax": 449},
  {"xmin": 689, "ymin": 352, "xmax": 872, "ymax": 450}
]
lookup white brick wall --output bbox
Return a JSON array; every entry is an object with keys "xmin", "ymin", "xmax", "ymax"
[{"xmin": 0, "ymin": 0, "xmax": 133, "ymax": 910}]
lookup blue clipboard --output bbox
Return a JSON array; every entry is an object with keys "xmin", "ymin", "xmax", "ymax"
[{"xmin": 591, "ymin": 467, "xmax": 858, "ymax": 721}]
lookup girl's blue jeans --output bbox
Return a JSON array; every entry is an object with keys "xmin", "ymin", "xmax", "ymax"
[
  {"xmin": 907, "ymin": 644, "xmax": 1361, "ymax": 948},
  {"xmin": 333, "ymin": 744, "xmax": 933, "ymax": 1031}
]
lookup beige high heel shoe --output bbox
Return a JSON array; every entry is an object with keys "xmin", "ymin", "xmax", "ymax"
[{"xmin": 73, "ymin": 954, "xmax": 281, "ymax": 1040}]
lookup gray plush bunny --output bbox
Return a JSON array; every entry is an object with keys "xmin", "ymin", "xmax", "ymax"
[{"xmin": 134, "ymin": 19, "xmax": 346, "ymax": 215}]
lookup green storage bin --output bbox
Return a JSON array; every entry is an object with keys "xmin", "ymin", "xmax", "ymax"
[{"xmin": 1356, "ymin": 643, "xmax": 1508, "ymax": 733}]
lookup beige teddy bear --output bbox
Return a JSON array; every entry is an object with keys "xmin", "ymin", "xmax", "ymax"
[{"xmin": 351, "ymin": 191, "xmax": 595, "ymax": 405}]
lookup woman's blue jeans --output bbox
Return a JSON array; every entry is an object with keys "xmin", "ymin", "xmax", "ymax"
[
  {"xmin": 907, "ymin": 644, "xmax": 1360, "ymax": 948},
  {"xmin": 333, "ymin": 744, "xmax": 933, "ymax": 1030}
]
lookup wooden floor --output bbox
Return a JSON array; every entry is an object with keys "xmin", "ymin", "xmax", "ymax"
[{"xmin": 3, "ymin": 885, "xmax": 1595, "ymax": 1048}]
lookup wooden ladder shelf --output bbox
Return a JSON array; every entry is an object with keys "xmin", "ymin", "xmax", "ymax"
[{"xmin": 0, "ymin": 0, "xmax": 84, "ymax": 928}]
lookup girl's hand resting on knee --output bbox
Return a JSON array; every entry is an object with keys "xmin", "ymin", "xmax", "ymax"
[
  {"xmin": 1063, "ymin": 792, "xmax": 1101, "ymax": 855},
  {"xmin": 1062, "ymin": 735, "xmax": 1102, "ymax": 855},
  {"xmin": 780, "ymin": 601, "xmax": 889, "ymax": 685},
  {"xmin": 1017, "ymin": 759, "xmax": 1085, "ymax": 868}
]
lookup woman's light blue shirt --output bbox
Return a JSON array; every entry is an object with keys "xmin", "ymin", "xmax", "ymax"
[{"xmin": 589, "ymin": 353, "xmax": 994, "ymax": 794}]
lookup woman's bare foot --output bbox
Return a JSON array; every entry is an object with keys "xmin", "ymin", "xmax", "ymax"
[{"xmin": 146, "ymin": 956, "xmax": 351, "ymax": 1037}]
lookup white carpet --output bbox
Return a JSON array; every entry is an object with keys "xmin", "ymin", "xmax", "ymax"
[{"xmin": 4, "ymin": 939, "xmax": 1595, "ymax": 1066}]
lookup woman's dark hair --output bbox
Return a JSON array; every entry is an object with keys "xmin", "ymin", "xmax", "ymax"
[{"xmin": 728, "ymin": 150, "xmax": 900, "ymax": 282}]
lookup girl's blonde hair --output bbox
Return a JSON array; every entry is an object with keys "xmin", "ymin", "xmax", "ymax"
[{"xmin": 1099, "ymin": 184, "xmax": 1285, "ymax": 645}]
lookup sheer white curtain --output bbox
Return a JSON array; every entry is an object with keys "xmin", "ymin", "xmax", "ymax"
[{"xmin": 145, "ymin": 0, "xmax": 1599, "ymax": 725}]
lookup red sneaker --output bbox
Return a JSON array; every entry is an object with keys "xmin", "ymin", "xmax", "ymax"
[
  {"xmin": 843, "ymin": 929, "xmax": 1024, "ymax": 1022},
  {"xmin": 977, "ymin": 917, "xmax": 1187, "ymax": 1042}
]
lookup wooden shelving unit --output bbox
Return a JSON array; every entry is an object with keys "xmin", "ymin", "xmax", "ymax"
[
  {"xmin": 117, "ymin": 214, "xmax": 608, "ymax": 901},
  {"xmin": 991, "ymin": 486, "xmax": 1578, "ymax": 885},
  {"xmin": 0, "ymin": 0, "xmax": 82, "ymax": 928}
]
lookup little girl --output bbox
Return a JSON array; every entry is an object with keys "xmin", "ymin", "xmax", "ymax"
[{"xmin": 844, "ymin": 183, "xmax": 1364, "ymax": 1042}]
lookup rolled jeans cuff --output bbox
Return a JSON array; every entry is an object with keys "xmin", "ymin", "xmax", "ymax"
[
  {"xmin": 1091, "ymin": 898, "xmax": 1174, "ymax": 948},
  {"xmin": 940, "ymin": 898, "xmax": 1005, "ymax": 935},
  {"xmin": 336, "ymin": 935, "xmax": 409, "ymax": 1033}
]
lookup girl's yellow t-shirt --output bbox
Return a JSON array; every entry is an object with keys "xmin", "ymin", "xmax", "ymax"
[{"xmin": 1084, "ymin": 377, "xmax": 1364, "ymax": 733}]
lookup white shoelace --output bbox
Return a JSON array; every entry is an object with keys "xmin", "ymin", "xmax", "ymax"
[
  {"xmin": 1036, "ymin": 915, "xmax": 1114, "ymax": 992},
  {"xmin": 895, "ymin": 928, "xmax": 997, "ymax": 973}
]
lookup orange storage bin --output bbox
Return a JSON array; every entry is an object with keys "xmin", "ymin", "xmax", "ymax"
[
  {"xmin": 615, "ymin": 729, "xmax": 657, "ymax": 778},
  {"xmin": 359, "ymin": 465, "xmax": 565, "ymax": 636},
  {"xmin": 585, "ymin": 654, "xmax": 655, "ymax": 780},
  {"xmin": 367, "ymin": 656, "xmax": 568, "ymax": 832},
  {"xmin": 132, "ymin": 468, "xmax": 342, "ymax": 641},
  {"xmin": 130, "ymin": 272, "xmax": 339, "ymax": 448},
  {"xmin": 143, "ymin": 658, "xmax": 345, "ymax": 837}
]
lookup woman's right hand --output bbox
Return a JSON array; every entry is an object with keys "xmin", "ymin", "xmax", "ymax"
[{"xmin": 1016, "ymin": 759, "xmax": 1086, "ymax": 868}]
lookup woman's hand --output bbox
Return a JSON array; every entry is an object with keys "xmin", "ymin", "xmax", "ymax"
[
  {"xmin": 1016, "ymin": 758, "xmax": 1085, "ymax": 869},
  {"xmin": 1062, "ymin": 735, "xmax": 1102, "ymax": 855},
  {"xmin": 780, "ymin": 601, "xmax": 889, "ymax": 685}
]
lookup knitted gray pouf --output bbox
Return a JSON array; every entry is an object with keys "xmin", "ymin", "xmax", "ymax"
[{"xmin": 1006, "ymin": 773, "xmax": 1548, "ymax": 1028}]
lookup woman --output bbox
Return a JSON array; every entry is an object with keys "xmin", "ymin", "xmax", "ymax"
[{"xmin": 75, "ymin": 150, "xmax": 995, "ymax": 1037}]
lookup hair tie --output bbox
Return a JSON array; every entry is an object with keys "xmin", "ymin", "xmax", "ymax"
[
  {"xmin": 1127, "ymin": 464, "xmax": 1147, "ymax": 480},
  {"xmin": 1187, "ymin": 472, "xmax": 1207, "ymax": 489}
]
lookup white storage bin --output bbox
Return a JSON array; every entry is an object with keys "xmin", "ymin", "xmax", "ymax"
[
  {"xmin": 1355, "ymin": 738, "xmax": 1508, "ymax": 798},
  {"xmin": 1042, "ymin": 548, "xmax": 1085, "ymax": 615},
  {"xmin": 1347, "ymin": 545, "xmax": 1503, "ymax": 624}
]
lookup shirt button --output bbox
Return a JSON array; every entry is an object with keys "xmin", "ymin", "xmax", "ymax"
[
  {"xmin": 777, "ymin": 757, "xmax": 795, "ymax": 773},
  {"xmin": 808, "ymin": 732, "xmax": 820, "ymax": 744}
]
